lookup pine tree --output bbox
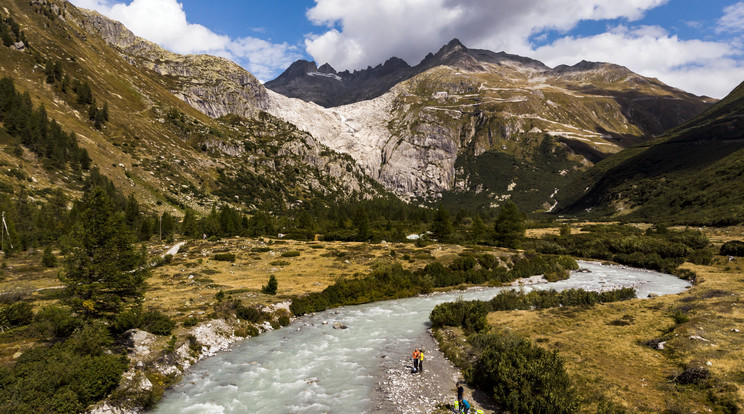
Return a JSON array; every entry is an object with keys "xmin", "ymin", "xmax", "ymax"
[
  {"xmin": 493, "ymin": 200, "xmax": 526, "ymax": 249},
  {"xmin": 61, "ymin": 189, "xmax": 148, "ymax": 316},
  {"xmin": 102, "ymin": 102, "xmax": 109, "ymax": 121},
  {"xmin": 471, "ymin": 214, "xmax": 487, "ymax": 242},
  {"xmin": 181, "ymin": 209, "xmax": 200, "ymax": 238},
  {"xmin": 430, "ymin": 205, "xmax": 453, "ymax": 242},
  {"xmin": 262, "ymin": 275, "xmax": 278, "ymax": 295},
  {"xmin": 161, "ymin": 212, "xmax": 174, "ymax": 242}
]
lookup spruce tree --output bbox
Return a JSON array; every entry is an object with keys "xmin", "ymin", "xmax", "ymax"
[
  {"xmin": 493, "ymin": 200, "xmax": 526, "ymax": 249},
  {"xmin": 430, "ymin": 205, "xmax": 453, "ymax": 242},
  {"xmin": 61, "ymin": 189, "xmax": 148, "ymax": 316}
]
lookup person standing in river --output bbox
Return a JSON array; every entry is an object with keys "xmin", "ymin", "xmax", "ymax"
[
  {"xmin": 412, "ymin": 348, "xmax": 419, "ymax": 372},
  {"xmin": 419, "ymin": 348, "xmax": 424, "ymax": 373}
]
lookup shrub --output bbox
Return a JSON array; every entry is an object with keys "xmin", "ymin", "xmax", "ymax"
[
  {"xmin": 110, "ymin": 307, "xmax": 175, "ymax": 335},
  {"xmin": 1, "ymin": 301, "xmax": 34, "ymax": 327},
  {"xmin": 278, "ymin": 315, "xmax": 291, "ymax": 326},
  {"xmin": 213, "ymin": 253, "xmax": 236, "ymax": 262},
  {"xmin": 183, "ymin": 316, "xmax": 199, "ymax": 328},
  {"xmin": 235, "ymin": 302, "xmax": 267, "ymax": 323},
  {"xmin": 68, "ymin": 322, "xmax": 112, "ymax": 356},
  {"xmin": 42, "ymin": 246, "xmax": 57, "ymax": 267},
  {"xmin": 215, "ymin": 290, "xmax": 225, "ymax": 301},
  {"xmin": 33, "ymin": 305, "xmax": 78, "ymax": 337},
  {"xmin": 430, "ymin": 300, "xmax": 489, "ymax": 333},
  {"xmin": 720, "ymin": 240, "xmax": 744, "ymax": 257},
  {"xmin": 142, "ymin": 310, "xmax": 176, "ymax": 335},
  {"xmin": 467, "ymin": 333, "xmax": 577, "ymax": 413},
  {"xmin": 671, "ymin": 310, "xmax": 690, "ymax": 324},
  {"xmin": 477, "ymin": 254, "xmax": 498, "ymax": 270},
  {"xmin": 281, "ymin": 251, "xmax": 300, "ymax": 258}
]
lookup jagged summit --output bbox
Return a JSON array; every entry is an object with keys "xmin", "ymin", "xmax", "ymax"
[{"xmin": 266, "ymin": 38, "xmax": 556, "ymax": 107}]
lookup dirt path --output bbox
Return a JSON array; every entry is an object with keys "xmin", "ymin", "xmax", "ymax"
[{"xmin": 370, "ymin": 330, "xmax": 497, "ymax": 413}]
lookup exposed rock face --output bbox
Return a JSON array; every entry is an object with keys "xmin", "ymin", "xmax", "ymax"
[
  {"xmin": 77, "ymin": 9, "xmax": 269, "ymax": 118},
  {"xmin": 265, "ymin": 38, "xmax": 551, "ymax": 108},
  {"xmin": 72, "ymin": 11, "xmax": 713, "ymax": 207}
]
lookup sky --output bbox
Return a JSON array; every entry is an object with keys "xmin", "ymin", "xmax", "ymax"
[{"xmin": 68, "ymin": 0, "xmax": 744, "ymax": 98}]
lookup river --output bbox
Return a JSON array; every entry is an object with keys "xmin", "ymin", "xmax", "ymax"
[{"xmin": 151, "ymin": 261, "xmax": 690, "ymax": 414}]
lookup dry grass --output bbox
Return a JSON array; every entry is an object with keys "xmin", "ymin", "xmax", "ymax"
[
  {"xmin": 485, "ymin": 227, "xmax": 744, "ymax": 412},
  {"xmin": 144, "ymin": 238, "xmax": 473, "ymax": 313}
]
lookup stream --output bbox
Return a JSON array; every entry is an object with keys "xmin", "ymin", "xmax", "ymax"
[{"xmin": 151, "ymin": 261, "xmax": 690, "ymax": 414}]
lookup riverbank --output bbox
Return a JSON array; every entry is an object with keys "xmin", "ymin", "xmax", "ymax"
[
  {"xmin": 431, "ymin": 254, "xmax": 744, "ymax": 412},
  {"xmin": 371, "ymin": 328, "xmax": 495, "ymax": 413}
]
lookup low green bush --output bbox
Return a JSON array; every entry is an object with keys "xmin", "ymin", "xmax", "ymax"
[
  {"xmin": 281, "ymin": 251, "xmax": 300, "ymax": 258},
  {"xmin": 467, "ymin": 333, "xmax": 577, "ymax": 413},
  {"xmin": 0, "ymin": 326, "xmax": 126, "ymax": 413},
  {"xmin": 33, "ymin": 305, "xmax": 79, "ymax": 337},
  {"xmin": 213, "ymin": 253, "xmax": 236, "ymax": 262},
  {"xmin": 111, "ymin": 307, "xmax": 175, "ymax": 335},
  {"xmin": 720, "ymin": 240, "xmax": 744, "ymax": 257},
  {"xmin": 0, "ymin": 301, "xmax": 34, "ymax": 328}
]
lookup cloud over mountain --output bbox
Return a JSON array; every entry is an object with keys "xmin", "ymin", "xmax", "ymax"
[
  {"xmin": 305, "ymin": 0, "xmax": 743, "ymax": 98},
  {"xmin": 70, "ymin": 0, "xmax": 302, "ymax": 81}
]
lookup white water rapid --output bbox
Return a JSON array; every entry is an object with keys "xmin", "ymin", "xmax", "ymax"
[{"xmin": 151, "ymin": 261, "xmax": 690, "ymax": 414}]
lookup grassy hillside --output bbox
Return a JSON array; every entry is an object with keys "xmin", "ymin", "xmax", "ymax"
[
  {"xmin": 565, "ymin": 81, "xmax": 744, "ymax": 225},
  {"xmin": 0, "ymin": 0, "xmax": 381, "ymax": 218},
  {"xmin": 386, "ymin": 62, "xmax": 710, "ymax": 213}
]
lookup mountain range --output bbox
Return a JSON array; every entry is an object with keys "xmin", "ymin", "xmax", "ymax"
[{"xmin": 0, "ymin": 0, "xmax": 741, "ymax": 224}]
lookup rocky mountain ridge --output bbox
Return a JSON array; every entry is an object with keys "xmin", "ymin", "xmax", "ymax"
[
  {"xmin": 0, "ymin": 0, "xmax": 381, "ymax": 216},
  {"xmin": 75, "ymin": 6, "xmax": 712, "ymax": 211}
]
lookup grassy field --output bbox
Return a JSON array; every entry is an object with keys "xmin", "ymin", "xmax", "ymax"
[
  {"xmin": 478, "ymin": 226, "xmax": 744, "ymax": 412},
  {"xmin": 0, "ymin": 237, "xmax": 484, "ymax": 365}
]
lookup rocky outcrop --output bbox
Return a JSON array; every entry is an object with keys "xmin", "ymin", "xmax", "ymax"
[{"xmin": 76, "ymin": 9, "xmax": 269, "ymax": 119}]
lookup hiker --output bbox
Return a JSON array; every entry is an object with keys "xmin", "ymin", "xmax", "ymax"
[
  {"xmin": 412, "ymin": 348, "xmax": 420, "ymax": 372},
  {"xmin": 460, "ymin": 397, "xmax": 471, "ymax": 414},
  {"xmin": 419, "ymin": 348, "xmax": 424, "ymax": 373},
  {"xmin": 456, "ymin": 382, "xmax": 464, "ymax": 401}
]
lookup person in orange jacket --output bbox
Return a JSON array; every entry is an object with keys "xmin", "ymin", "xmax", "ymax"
[{"xmin": 412, "ymin": 348, "xmax": 420, "ymax": 372}]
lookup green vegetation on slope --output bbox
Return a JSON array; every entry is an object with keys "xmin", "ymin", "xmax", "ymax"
[{"xmin": 565, "ymin": 81, "xmax": 744, "ymax": 225}]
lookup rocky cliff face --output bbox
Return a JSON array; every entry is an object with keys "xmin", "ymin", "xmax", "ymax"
[
  {"xmin": 77, "ymin": 9, "xmax": 269, "ymax": 119},
  {"xmin": 74, "ymin": 10, "xmax": 712, "ymax": 210}
]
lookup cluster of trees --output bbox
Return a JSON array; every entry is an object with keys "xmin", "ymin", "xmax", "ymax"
[
  {"xmin": 0, "ymin": 13, "xmax": 26, "ymax": 47},
  {"xmin": 533, "ymin": 224, "xmax": 711, "ymax": 273},
  {"xmin": 430, "ymin": 286, "xmax": 636, "ymax": 333},
  {"xmin": 0, "ymin": 181, "xmax": 176, "ymax": 412},
  {"xmin": 0, "ymin": 77, "xmax": 92, "ymax": 170},
  {"xmin": 423, "ymin": 253, "xmax": 577, "ymax": 287},
  {"xmin": 289, "ymin": 254, "xmax": 577, "ymax": 316},
  {"xmin": 42, "ymin": 61, "xmax": 110, "ymax": 130}
]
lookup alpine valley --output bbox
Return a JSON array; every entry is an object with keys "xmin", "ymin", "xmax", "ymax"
[{"xmin": 2, "ymin": 1, "xmax": 744, "ymax": 414}]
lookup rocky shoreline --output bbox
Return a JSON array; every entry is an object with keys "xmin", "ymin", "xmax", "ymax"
[{"xmin": 371, "ymin": 329, "xmax": 496, "ymax": 414}]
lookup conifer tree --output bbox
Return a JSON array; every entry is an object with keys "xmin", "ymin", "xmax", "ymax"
[
  {"xmin": 493, "ymin": 200, "xmax": 526, "ymax": 249},
  {"xmin": 430, "ymin": 205, "xmax": 453, "ymax": 242},
  {"xmin": 61, "ymin": 189, "xmax": 148, "ymax": 316}
]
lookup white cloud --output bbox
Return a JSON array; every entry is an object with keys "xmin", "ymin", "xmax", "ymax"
[
  {"xmin": 718, "ymin": 1, "xmax": 744, "ymax": 33},
  {"xmin": 304, "ymin": 0, "xmax": 667, "ymax": 70},
  {"xmin": 303, "ymin": 0, "xmax": 742, "ymax": 98},
  {"xmin": 532, "ymin": 25, "xmax": 743, "ymax": 98},
  {"xmin": 68, "ymin": 0, "xmax": 301, "ymax": 81}
]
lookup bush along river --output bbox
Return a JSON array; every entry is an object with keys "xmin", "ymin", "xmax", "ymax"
[{"xmin": 151, "ymin": 261, "xmax": 690, "ymax": 414}]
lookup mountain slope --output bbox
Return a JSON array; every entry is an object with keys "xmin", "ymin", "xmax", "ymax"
[
  {"xmin": 563, "ymin": 80, "xmax": 744, "ymax": 224},
  {"xmin": 76, "ymin": 10, "xmax": 712, "ymax": 212},
  {"xmin": 265, "ymin": 49, "xmax": 710, "ymax": 211},
  {"xmin": 0, "ymin": 0, "xmax": 382, "ymax": 215}
]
